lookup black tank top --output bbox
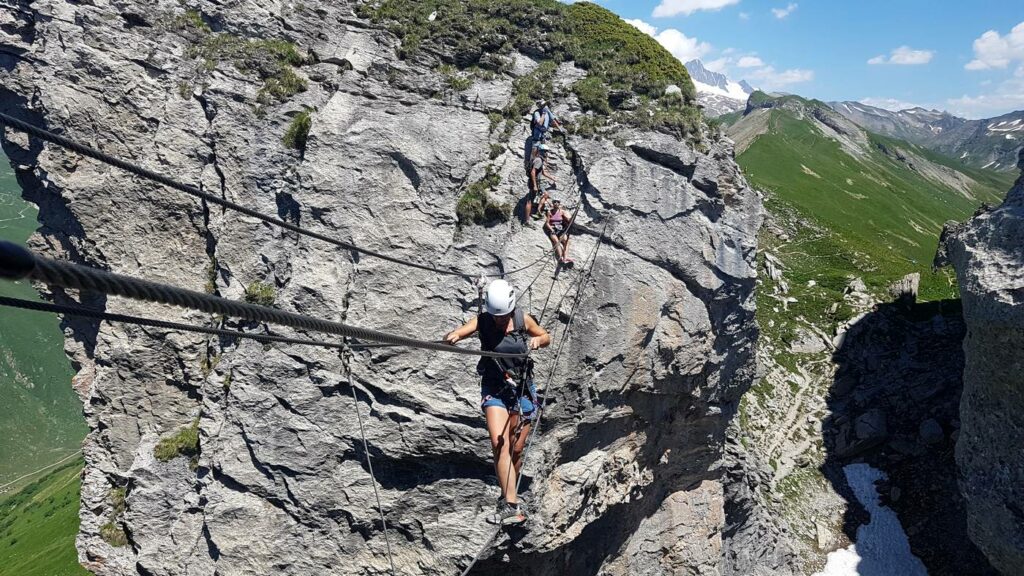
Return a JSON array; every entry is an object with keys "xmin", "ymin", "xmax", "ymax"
[{"xmin": 477, "ymin": 309, "xmax": 529, "ymax": 378}]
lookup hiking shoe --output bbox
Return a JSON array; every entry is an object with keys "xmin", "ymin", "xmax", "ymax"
[
  {"xmin": 531, "ymin": 213, "xmax": 543, "ymax": 220},
  {"xmin": 497, "ymin": 501, "xmax": 527, "ymax": 526}
]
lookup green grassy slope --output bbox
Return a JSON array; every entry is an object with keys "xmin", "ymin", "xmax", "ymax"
[
  {"xmin": 0, "ymin": 458, "xmax": 89, "ymax": 576},
  {"xmin": 0, "ymin": 156, "xmax": 86, "ymax": 486},
  {"xmin": 738, "ymin": 108, "xmax": 1014, "ymax": 344}
]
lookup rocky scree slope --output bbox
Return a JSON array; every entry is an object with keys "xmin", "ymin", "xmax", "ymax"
[
  {"xmin": 0, "ymin": 1, "xmax": 774, "ymax": 574},
  {"xmin": 936, "ymin": 149, "xmax": 1024, "ymax": 575}
]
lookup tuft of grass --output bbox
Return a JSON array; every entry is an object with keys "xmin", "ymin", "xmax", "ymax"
[
  {"xmin": 177, "ymin": 81, "xmax": 193, "ymax": 100},
  {"xmin": 487, "ymin": 112, "xmax": 503, "ymax": 134},
  {"xmin": 283, "ymin": 109, "xmax": 313, "ymax": 151},
  {"xmin": 456, "ymin": 166, "xmax": 510, "ymax": 226},
  {"xmin": 204, "ymin": 258, "xmax": 218, "ymax": 294},
  {"xmin": 180, "ymin": 24, "xmax": 306, "ymax": 105},
  {"xmin": 243, "ymin": 281, "xmax": 276, "ymax": 307},
  {"xmin": 573, "ymin": 76, "xmax": 610, "ymax": 115},
  {"xmin": 257, "ymin": 67, "xmax": 307, "ymax": 105},
  {"xmin": 154, "ymin": 418, "xmax": 200, "ymax": 463},
  {"xmin": 172, "ymin": 9, "xmax": 210, "ymax": 32},
  {"xmin": 99, "ymin": 521, "xmax": 127, "ymax": 548},
  {"xmin": 99, "ymin": 486, "xmax": 128, "ymax": 547},
  {"xmin": 489, "ymin": 143, "xmax": 504, "ymax": 160}
]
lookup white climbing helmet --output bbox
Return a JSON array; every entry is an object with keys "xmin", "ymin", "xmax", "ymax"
[{"xmin": 484, "ymin": 279, "xmax": 516, "ymax": 316}]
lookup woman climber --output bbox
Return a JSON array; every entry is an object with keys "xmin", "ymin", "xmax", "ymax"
[
  {"xmin": 544, "ymin": 199, "xmax": 573, "ymax": 266},
  {"xmin": 443, "ymin": 279, "xmax": 551, "ymax": 525}
]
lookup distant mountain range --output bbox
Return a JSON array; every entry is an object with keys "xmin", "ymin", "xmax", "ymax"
[
  {"xmin": 829, "ymin": 101, "xmax": 1023, "ymax": 172},
  {"xmin": 690, "ymin": 63, "xmax": 1024, "ymax": 172},
  {"xmin": 684, "ymin": 59, "xmax": 753, "ymax": 117}
]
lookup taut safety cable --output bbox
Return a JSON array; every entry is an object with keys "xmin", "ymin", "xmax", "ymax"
[
  {"xmin": 0, "ymin": 241, "xmax": 526, "ymax": 359},
  {"xmin": 342, "ymin": 345, "xmax": 397, "ymax": 576},
  {"xmin": 0, "ymin": 295, "xmax": 400, "ymax": 352},
  {"xmin": 0, "ymin": 111, "xmax": 544, "ymax": 281}
]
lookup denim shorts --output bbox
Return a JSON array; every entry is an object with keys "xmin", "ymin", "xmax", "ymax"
[{"xmin": 481, "ymin": 378, "xmax": 537, "ymax": 419}]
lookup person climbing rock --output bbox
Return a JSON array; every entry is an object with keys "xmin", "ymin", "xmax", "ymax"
[
  {"xmin": 544, "ymin": 199, "xmax": 573, "ymax": 266},
  {"xmin": 526, "ymin": 144, "xmax": 556, "ymax": 222},
  {"xmin": 443, "ymin": 279, "xmax": 551, "ymax": 525},
  {"xmin": 531, "ymin": 99, "xmax": 561, "ymax": 143}
]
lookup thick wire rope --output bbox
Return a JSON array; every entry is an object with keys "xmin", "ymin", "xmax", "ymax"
[
  {"xmin": 458, "ymin": 220, "xmax": 608, "ymax": 576},
  {"xmin": 0, "ymin": 111, "xmax": 546, "ymax": 281},
  {"xmin": 0, "ymin": 242, "xmax": 527, "ymax": 360},
  {"xmin": 342, "ymin": 345, "xmax": 397, "ymax": 576},
  {"xmin": 0, "ymin": 295, "xmax": 403, "ymax": 352}
]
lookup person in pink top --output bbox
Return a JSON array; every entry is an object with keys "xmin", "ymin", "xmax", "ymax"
[{"xmin": 544, "ymin": 199, "xmax": 573, "ymax": 265}]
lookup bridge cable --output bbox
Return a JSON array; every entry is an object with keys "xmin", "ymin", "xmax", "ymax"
[
  {"xmin": 342, "ymin": 344, "xmax": 397, "ymax": 576},
  {"xmin": 0, "ymin": 241, "xmax": 526, "ymax": 360}
]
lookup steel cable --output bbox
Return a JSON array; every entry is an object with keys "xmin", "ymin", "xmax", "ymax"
[{"xmin": 0, "ymin": 241, "xmax": 527, "ymax": 359}]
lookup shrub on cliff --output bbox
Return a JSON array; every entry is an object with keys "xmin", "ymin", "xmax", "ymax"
[{"xmin": 358, "ymin": 0, "xmax": 697, "ymax": 114}]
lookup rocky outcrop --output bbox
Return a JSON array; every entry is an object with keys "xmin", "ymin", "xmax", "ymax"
[
  {"xmin": 938, "ymin": 153, "xmax": 1024, "ymax": 575},
  {"xmin": 0, "ymin": 1, "xmax": 776, "ymax": 575}
]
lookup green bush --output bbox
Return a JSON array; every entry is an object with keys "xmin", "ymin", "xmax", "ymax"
[
  {"xmin": 244, "ymin": 281, "xmax": 276, "ymax": 306},
  {"xmin": 456, "ymin": 166, "xmax": 510, "ymax": 225},
  {"xmin": 562, "ymin": 3, "xmax": 695, "ymax": 101},
  {"xmin": 489, "ymin": 143, "xmax": 504, "ymax": 160},
  {"xmin": 573, "ymin": 76, "xmax": 610, "ymax": 114},
  {"xmin": 154, "ymin": 419, "xmax": 200, "ymax": 463},
  {"xmin": 358, "ymin": 0, "xmax": 697, "ymax": 113},
  {"xmin": 283, "ymin": 109, "xmax": 312, "ymax": 151},
  {"xmin": 506, "ymin": 60, "xmax": 557, "ymax": 120}
]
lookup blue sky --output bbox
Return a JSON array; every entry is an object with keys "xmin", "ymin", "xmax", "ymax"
[{"xmin": 568, "ymin": 0, "xmax": 1024, "ymax": 118}]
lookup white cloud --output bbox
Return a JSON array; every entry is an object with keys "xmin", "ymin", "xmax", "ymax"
[
  {"xmin": 625, "ymin": 18, "xmax": 658, "ymax": 37},
  {"xmin": 868, "ymin": 46, "xmax": 934, "ymax": 65},
  {"xmin": 771, "ymin": 3, "xmax": 797, "ymax": 19},
  {"xmin": 652, "ymin": 0, "xmax": 740, "ymax": 18},
  {"xmin": 705, "ymin": 57, "xmax": 731, "ymax": 72},
  {"xmin": 946, "ymin": 76, "xmax": 1024, "ymax": 118},
  {"xmin": 965, "ymin": 21, "xmax": 1024, "ymax": 70},
  {"xmin": 744, "ymin": 66, "xmax": 814, "ymax": 90},
  {"xmin": 623, "ymin": 18, "xmax": 712, "ymax": 63},
  {"xmin": 858, "ymin": 98, "xmax": 927, "ymax": 112},
  {"xmin": 739, "ymin": 11, "xmax": 750, "ymax": 20},
  {"xmin": 655, "ymin": 28, "xmax": 713, "ymax": 62},
  {"xmin": 737, "ymin": 56, "xmax": 764, "ymax": 68}
]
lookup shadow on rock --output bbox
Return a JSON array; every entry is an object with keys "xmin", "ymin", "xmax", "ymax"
[{"xmin": 821, "ymin": 299, "xmax": 996, "ymax": 576}]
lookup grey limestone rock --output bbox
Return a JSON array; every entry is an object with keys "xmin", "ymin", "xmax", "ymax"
[
  {"xmin": 941, "ymin": 165, "xmax": 1024, "ymax": 575},
  {"xmin": 0, "ymin": 1, "xmax": 786, "ymax": 574}
]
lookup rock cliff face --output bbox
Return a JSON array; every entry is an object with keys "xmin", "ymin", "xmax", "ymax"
[
  {"xmin": 939, "ymin": 152, "xmax": 1024, "ymax": 575},
  {"xmin": 1, "ymin": 1, "xmax": 772, "ymax": 574}
]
